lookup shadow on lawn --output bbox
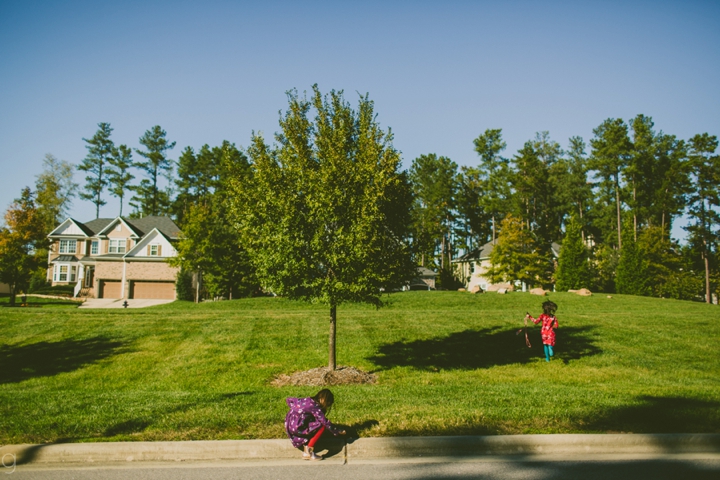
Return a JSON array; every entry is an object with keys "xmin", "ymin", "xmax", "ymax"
[
  {"xmin": 0, "ymin": 336, "xmax": 129, "ymax": 384},
  {"xmin": 583, "ymin": 396, "xmax": 720, "ymax": 434},
  {"xmin": 368, "ymin": 326, "xmax": 601, "ymax": 371}
]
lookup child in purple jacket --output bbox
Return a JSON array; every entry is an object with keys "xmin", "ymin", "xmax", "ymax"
[{"xmin": 285, "ymin": 388, "xmax": 346, "ymax": 460}]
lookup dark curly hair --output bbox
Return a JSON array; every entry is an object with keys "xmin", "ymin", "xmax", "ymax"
[{"xmin": 542, "ymin": 300, "xmax": 558, "ymax": 315}]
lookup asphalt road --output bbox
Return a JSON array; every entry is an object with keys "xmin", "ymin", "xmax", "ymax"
[{"xmin": 11, "ymin": 456, "xmax": 720, "ymax": 480}]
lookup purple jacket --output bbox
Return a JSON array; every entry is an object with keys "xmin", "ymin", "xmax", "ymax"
[{"xmin": 284, "ymin": 396, "xmax": 341, "ymax": 448}]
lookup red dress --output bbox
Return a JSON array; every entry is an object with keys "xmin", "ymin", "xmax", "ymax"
[{"xmin": 531, "ymin": 314, "xmax": 558, "ymax": 346}]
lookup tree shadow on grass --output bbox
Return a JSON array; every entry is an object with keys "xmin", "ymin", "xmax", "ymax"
[
  {"xmin": 368, "ymin": 326, "xmax": 601, "ymax": 371},
  {"xmin": 583, "ymin": 396, "xmax": 720, "ymax": 434},
  {"xmin": 0, "ymin": 337, "xmax": 129, "ymax": 384}
]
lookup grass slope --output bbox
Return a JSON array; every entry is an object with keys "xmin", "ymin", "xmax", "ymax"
[{"xmin": 1, "ymin": 291, "xmax": 718, "ymax": 443}]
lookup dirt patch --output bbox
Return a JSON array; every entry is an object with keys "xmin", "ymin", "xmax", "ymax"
[{"xmin": 271, "ymin": 366, "xmax": 377, "ymax": 387}]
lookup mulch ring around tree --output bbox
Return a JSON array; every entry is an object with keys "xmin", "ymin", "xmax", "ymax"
[{"xmin": 271, "ymin": 366, "xmax": 377, "ymax": 387}]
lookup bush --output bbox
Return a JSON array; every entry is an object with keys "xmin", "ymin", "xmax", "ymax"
[
  {"xmin": 31, "ymin": 285, "xmax": 74, "ymax": 296},
  {"xmin": 436, "ymin": 266, "xmax": 464, "ymax": 290},
  {"xmin": 28, "ymin": 270, "xmax": 50, "ymax": 293},
  {"xmin": 176, "ymin": 270, "xmax": 194, "ymax": 301}
]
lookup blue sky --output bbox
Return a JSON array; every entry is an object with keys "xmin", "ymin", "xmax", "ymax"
[{"xmin": 1, "ymin": 0, "xmax": 718, "ymax": 241}]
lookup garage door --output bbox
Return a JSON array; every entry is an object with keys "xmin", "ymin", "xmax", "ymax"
[
  {"xmin": 130, "ymin": 281, "xmax": 175, "ymax": 299},
  {"xmin": 99, "ymin": 280, "xmax": 122, "ymax": 298}
]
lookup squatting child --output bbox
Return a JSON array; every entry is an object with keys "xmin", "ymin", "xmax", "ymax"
[{"xmin": 284, "ymin": 388, "xmax": 346, "ymax": 461}]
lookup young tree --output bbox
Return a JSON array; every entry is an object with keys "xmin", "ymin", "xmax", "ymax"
[
  {"xmin": 486, "ymin": 214, "xmax": 553, "ymax": 289},
  {"xmin": 229, "ymin": 86, "xmax": 416, "ymax": 370},
  {"xmin": 589, "ymin": 118, "xmax": 632, "ymax": 250},
  {"xmin": 555, "ymin": 216, "xmax": 592, "ymax": 291},
  {"xmin": 132, "ymin": 125, "xmax": 176, "ymax": 216},
  {"xmin": 107, "ymin": 144, "xmax": 135, "ymax": 216},
  {"xmin": 0, "ymin": 188, "xmax": 46, "ymax": 306},
  {"xmin": 685, "ymin": 133, "xmax": 720, "ymax": 303},
  {"xmin": 78, "ymin": 122, "xmax": 114, "ymax": 218},
  {"xmin": 473, "ymin": 128, "xmax": 510, "ymax": 244}
]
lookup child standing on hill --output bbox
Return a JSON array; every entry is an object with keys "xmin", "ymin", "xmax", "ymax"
[
  {"xmin": 526, "ymin": 300, "xmax": 559, "ymax": 362},
  {"xmin": 284, "ymin": 388, "xmax": 346, "ymax": 461}
]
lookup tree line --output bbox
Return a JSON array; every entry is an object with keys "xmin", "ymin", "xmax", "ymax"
[
  {"xmin": 410, "ymin": 118, "xmax": 719, "ymax": 303},
  {"xmin": 2, "ymin": 100, "xmax": 719, "ymax": 307}
]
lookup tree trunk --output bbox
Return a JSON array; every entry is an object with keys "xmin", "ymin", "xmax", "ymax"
[
  {"xmin": 9, "ymin": 284, "xmax": 16, "ymax": 307},
  {"xmin": 704, "ymin": 243, "xmax": 711, "ymax": 304},
  {"xmin": 195, "ymin": 270, "xmax": 201, "ymax": 304},
  {"xmin": 615, "ymin": 173, "xmax": 622, "ymax": 251},
  {"xmin": 492, "ymin": 215, "xmax": 496, "ymax": 245},
  {"xmin": 632, "ymin": 181, "xmax": 637, "ymax": 242},
  {"xmin": 329, "ymin": 304, "xmax": 337, "ymax": 370}
]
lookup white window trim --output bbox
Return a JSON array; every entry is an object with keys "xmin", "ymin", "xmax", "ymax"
[
  {"xmin": 54, "ymin": 263, "xmax": 78, "ymax": 283},
  {"xmin": 59, "ymin": 239, "xmax": 77, "ymax": 254},
  {"xmin": 149, "ymin": 244, "xmax": 159, "ymax": 256},
  {"xmin": 91, "ymin": 240, "xmax": 99, "ymax": 255},
  {"xmin": 109, "ymin": 238, "xmax": 127, "ymax": 254}
]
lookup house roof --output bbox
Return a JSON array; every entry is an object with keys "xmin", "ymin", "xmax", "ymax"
[
  {"xmin": 81, "ymin": 218, "xmax": 115, "ymax": 235},
  {"xmin": 51, "ymin": 255, "xmax": 79, "ymax": 263},
  {"xmin": 50, "ymin": 216, "xmax": 181, "ymax": 239},
  {"xmin": 125, "ymin": 216, "xmax": 181, "ymax": 239},
  {"xmin": 416, "ymin": 267, "xmax": 437, "ymax": 278},
  {"xmin": 453, "ymin": 240, "xmax": 561, "ymax": 262}
]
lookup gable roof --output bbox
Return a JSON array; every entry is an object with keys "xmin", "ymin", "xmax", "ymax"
[
  {"xmin": 453, "ymin": 240, "xmax": 561, "ymax": 263},
  {"xmin": 48, "ymin": 218, "xmax": 92, "ymax": 237},
  {"xmin": 125, "ymin": 216, "xmax": 181, "ymax": 239},
  {"xmin": 49, "ymin": 216, "xmax": 181, "ymax": 240},
  {"xmin": 124, "ymin": 227, "xmax": 175, "ymax": 257}
]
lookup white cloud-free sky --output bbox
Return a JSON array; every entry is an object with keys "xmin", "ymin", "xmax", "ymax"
[{"xmin": 1, "ymin": 0, "xmax": 718, "ymax": 241}]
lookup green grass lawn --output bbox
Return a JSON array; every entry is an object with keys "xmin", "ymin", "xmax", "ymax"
[{"xmin": 1, "ymin": 291, "xmax": 718, "ymax": 444}]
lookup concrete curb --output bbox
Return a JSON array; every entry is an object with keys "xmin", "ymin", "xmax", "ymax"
[{"xmin": 2, "ymin": 434, "xmax": 719, "ymax": 466}]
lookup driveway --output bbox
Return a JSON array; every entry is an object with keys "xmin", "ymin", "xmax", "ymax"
[{"xmin": 78, "ymin": 299, "xmax": 175, "ymax": 309}]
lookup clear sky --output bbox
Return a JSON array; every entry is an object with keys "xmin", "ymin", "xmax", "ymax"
[{"xmin": 1, "ymin": 0, "xmax": 718, "ymax": 241}]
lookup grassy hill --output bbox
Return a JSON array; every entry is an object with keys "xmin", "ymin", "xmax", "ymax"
[{"xmin": 1, "ymin": 291, "xmax": 718, "ymax": 443}]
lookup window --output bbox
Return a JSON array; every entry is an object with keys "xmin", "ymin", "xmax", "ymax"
[
  {"xmin": 109, "ymin": 239, "xmax": 127, "ymax": 253},
  {"xmin": 58, "ymin": 265, "xmax": 68, "ymax": 282},
  {"xmin": 70, "ymin": 265, "xmax": 77, "ymax": 282},
  {"xmin": 149, "ymin": 244, "xmax": 159, "ymax": 256},
  {"xmin": 59, "ymin": 239, "xmax": 77, "ymax": 254},
  {"xmin": 91, "ymin": 241, "xmax": 99, "ymax": 255}
]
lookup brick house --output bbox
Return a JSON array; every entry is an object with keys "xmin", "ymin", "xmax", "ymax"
[{"xmin": 47, "ymin": 216, "xmax": 181, "ymax": 299}]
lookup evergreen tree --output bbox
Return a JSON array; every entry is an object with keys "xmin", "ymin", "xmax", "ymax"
[
  {"xmin": 408, "ymin": 153, "xmax": 458, "ymax": 269},
  {"xmin": 555, "ymin": 216, "xmax": 591, "ymax": 291},
  {"xmin": 589, "ymin": 118, "xmax": 632, "ymax": 250},
  {"xmin": 553, "ymin": 136, "xmax": 593, "ymax": 241},
  {"xmin": 456, "ymin": 166, "xmax": 492, "ymax": 250},
  {"xmin": 684, "ymin": 133, "xmax": 720, "ymax": 303},
  {"xmin": 171, "ymin": 142, "xmax": 257, "ymax": 301},
  {"xmin": 78, "ymin": 122, "xmax": 114, "ymax": 218},
  {"xmin": 107, "ymin": 144, "xmax": 134, "ymax": 216},
  {"xmin": 473, "ymin": 128, "xmax": 510, "ymax": 244},
  {"xmin": 615, "ymin": 231, "xmax": 648, "ymax": 295},
  {"xmin": 132, "ymin": 125, "xmax": 176, "ymax": 216}
]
